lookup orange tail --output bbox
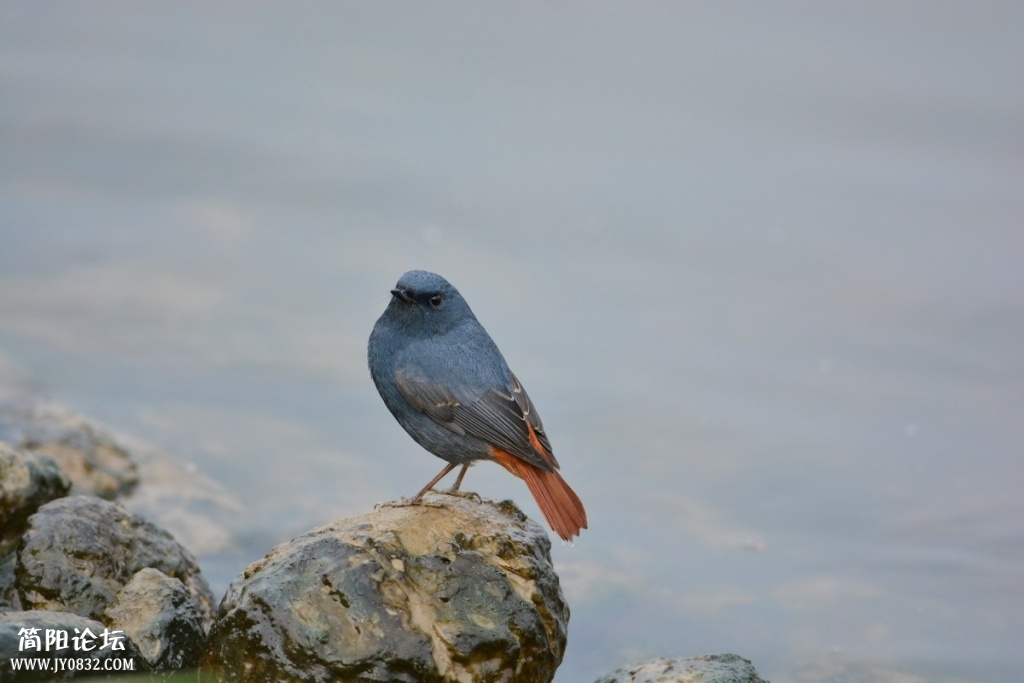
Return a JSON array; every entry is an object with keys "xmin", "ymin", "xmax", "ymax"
[{"xmin": 491, "ymin": 448, "xmax": 588, "ymax": 541}]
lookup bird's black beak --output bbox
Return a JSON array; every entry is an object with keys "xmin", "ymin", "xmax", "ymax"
[{"xmin": 390, "ymin": 288, "xmax": 415, "ymax": 304}]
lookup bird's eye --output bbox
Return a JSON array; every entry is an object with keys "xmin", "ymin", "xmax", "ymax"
[{"xmin": 429, "ymin": 294, "xmax": 444, "ymax": 308}]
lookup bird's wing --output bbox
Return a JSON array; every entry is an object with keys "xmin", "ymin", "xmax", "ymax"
[
  {"xmin": 395, "ymin": 368, "xmax": 556, "ymax": 472},
  {"xmin": 393, "ymin": 371, "xmax": 467, "ymax": 434}
]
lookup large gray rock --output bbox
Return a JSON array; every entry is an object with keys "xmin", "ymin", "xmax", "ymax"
[
  {"xmin": 0, "ymin": 443, "xmax": 70, "ymax": 546},
  {"xmin": 104, "ymin": 568, "xmax": 206, "ymax": 671},
  {"xmin": 203, "ymin": 492, "xmax": 569, "ymax": 683},
  {"xmin": 595, "ymin": 655, "xmax": 770, "ymax": 683},
  {"xmin": 0, "ymin": 400, "xmax": 138, "ymax": 500},
  {"xmin": 0, "ymin": 610, "xmax": 148, "ymax": 681},
  {"xmin": 14, "ymin": 496, "xmax": 214, "ymax": 629}
]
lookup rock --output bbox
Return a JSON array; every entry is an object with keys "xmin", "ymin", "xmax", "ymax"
[
  {"xmin": 0, "ymin": 400, "xmax": 138, "ymax": 500},
  {"xmin": 595, "ymin": 655, "xmax": 771, "ymax": 683},
  {"xmin": 0, "ymin": 610, "xmax": 148, "ymax": 680},
  {"xmin": 0, "ymin": 397, "xmax": 240, "ymax": 558},
  {"xmin": 1, "ymin": 444, "xmax": 70, "ymax": 613},
  {"xmin": 104, "ymin": 568, "xmax": 205, "ymax": 671},
  {"xmin": 1, "ymin": 550, "xmax": 19, "ymax": 612},
  {"xmin": 203, "ymin": 491, "xmax": 569, "ymax": 683},
  {"xmin": 14, "ymin": 496, "xmax": 214, "ymax": 629},
  {"xmin": 1, "ymin": 443, "xmax": 70, "ymax": 548}
]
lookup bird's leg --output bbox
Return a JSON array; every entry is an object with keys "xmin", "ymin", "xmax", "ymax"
[
  {"xmin": 450, "ymin": 463, "xmax": 470, "ymax": 492},
  {"xmin": 410, "ymin": 462, "xmax": 459, "ymax": 502}
]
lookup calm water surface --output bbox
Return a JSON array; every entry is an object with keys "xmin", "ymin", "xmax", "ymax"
[{"xmin": 2, "ymin": 3, "xmax": 1022, "ymax": 681}]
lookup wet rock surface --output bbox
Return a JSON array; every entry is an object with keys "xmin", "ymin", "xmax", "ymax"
[
  {"xmin": 595, "ymin": 654, "xmax": 771, "ymax": 683},
  {"xmin": 0, "ymin": 400, "xmax": 138, "ymax": 500},
  {"xmin": 0, "ymin": 610, "xmax": 148, "ymax": 681},
  {"xmin": 202, "ymin": 491, "xmax": 569, "ymax": 683},
  {"xmin": 104, "ymin": 567, "xmax": 206, "ymax": 671},
  {"xmin": 14, "ymin": 496, "xmax": 214, "ymax": 628}
]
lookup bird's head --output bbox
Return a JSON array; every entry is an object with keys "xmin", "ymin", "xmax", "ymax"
[{"xmin": 384, "ymin": 270, "xmax": 475, "ymax": 336}]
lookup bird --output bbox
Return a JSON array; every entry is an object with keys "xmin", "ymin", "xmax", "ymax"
[{"xmin": 368, "ymin": 270, "xmax": 587, "ymax": 541}]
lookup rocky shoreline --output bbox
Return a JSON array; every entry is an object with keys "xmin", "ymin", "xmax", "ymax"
[{"xmin": 0, "ymin": 397, "xmax": 768, "ymax": 682}]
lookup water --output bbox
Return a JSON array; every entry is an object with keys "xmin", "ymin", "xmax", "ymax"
[{"xmin": 2, "ymin": 2, "xmax": 1022, "ymax": 681}]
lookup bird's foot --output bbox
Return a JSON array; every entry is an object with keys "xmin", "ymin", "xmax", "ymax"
[{"xmin": 441, "ymin": 488, "xmax": 482, "ymax": 503}]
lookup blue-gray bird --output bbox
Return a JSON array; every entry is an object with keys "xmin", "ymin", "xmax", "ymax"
[{"xmin": 368, "ymin": 270, "xmax": 587, "ymax": 540}]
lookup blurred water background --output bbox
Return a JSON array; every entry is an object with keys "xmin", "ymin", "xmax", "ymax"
[{"xmin": 2, "ymin": 2, "xmax": 1022, "ymax": 681}]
